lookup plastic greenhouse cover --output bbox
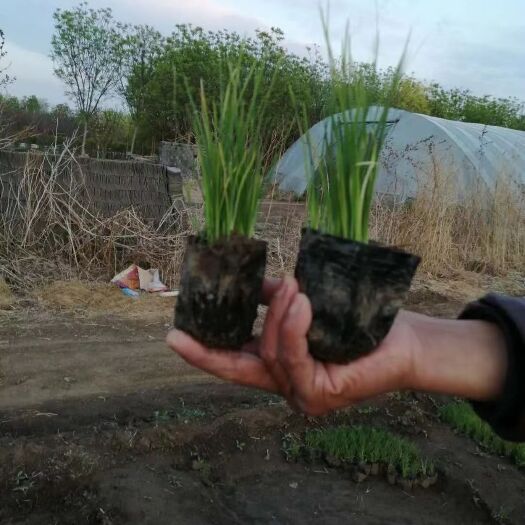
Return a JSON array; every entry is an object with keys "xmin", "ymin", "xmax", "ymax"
[{"xmin": 271, "ymin": 107, "xmax": 525, "ymax": 202}]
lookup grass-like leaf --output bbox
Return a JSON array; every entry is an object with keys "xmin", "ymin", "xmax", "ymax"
[
  {"xmin": 190, "ymin": 54, "xmax": 274, "ymax": 244},
  {"xmin": 301, "ymin": 10, "xmax": 406, "ymax": 242},
  {"xmin": 304, "ymin": 425, "xmax": 434, "ymax": 478},
  {"xmin": 439, "ymin": 401, "xmax": 525, "ymax": 467}
]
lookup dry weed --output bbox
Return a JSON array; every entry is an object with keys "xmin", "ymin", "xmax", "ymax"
[
  {"xmin": 1, "ymin": 144, "xmax": 523, "ymax": 306},
  {"xmin": 0, "ymin": 147, "xmax": 194, "ymax": 291},
  {"xmin": 34, "ymin": 280, "xmax": 175, "ymax": 319},
  {"xmin": 258, "ymin": 199, "xmax": 304, "ymax": 277},
  {"xmin": 370, "ymin": 163, "xmax": 525, "ymax": 278},
  {"xmin": 0, "ymin": 277, "xmax": 14, "ymax": 309}
]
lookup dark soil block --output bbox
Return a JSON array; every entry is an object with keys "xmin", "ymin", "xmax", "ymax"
[
  {"xmin": 295, "ymin": 228, "xmax": 420, "ymax": 363},
  {"xmin": 175, "ymin": 235, "xmax": 267, "ymax": 349}
]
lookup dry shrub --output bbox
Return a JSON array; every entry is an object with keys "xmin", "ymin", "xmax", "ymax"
[
  {"xmin": 0, "ymin": 277, "xmax": 14, "ymax": 309},
  {"xmin": 257, "ymin": 199, "xmax": 304, "ymax": 276},
  {"xmin": 371, "ymin": 164, "xmax": 525, "ymax": 277},
  {"xmin": 0, "ymin": 146, "xmax": 195, "ymax": 291}
]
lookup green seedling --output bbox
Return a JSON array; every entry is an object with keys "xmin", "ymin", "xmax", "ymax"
[
  {"xmin": 153, "ymin": 409, "xmax": 171, "ymax": 426},
  {"xmin": 282, "ymin": 432, "xmax": 303, "ymax": 461},
  {"xmin": 303, "ymin": 425, "xmax": 433, "ymax": 478},
  {"xmin": 177, "ymin": 398, "xmax": 206, "ymax": 422},
  {"xmin": 439, "ymin": 401, "xmax": 525, "ymax": 467},
  {"xmin": 297, "ymin": 9, "xmax": 406, "ymax": 242},
  {"xmin": 189, "ymin": 53, "xmax": 277, "ymax": 244}
]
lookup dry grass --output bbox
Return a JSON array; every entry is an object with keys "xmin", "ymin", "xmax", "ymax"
[
  {"xmin": 370, "ymin": 166, "xmax": 525, "ymax": 278},
  {"xmin": 258, "ymin": 200, "xmax": 304, "ymax": 277},
  {"xmin": 1, "ymin": 145, "xmax": 523, "ymax": 310},
  {"xmin": 0, "ymin": 146, "xmax": 194, "ymax": 291},
  {"xmin": 0, "ymin": 277, "xmax": 14, "ymax": 309},
  {"xmin": 34, "ymin": 280, "xmax": 176, "ymax": 319}
]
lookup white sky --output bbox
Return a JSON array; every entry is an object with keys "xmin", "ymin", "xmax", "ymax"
[{"xmin": 1, "ymin": 0, "xmax": 524, "ymax": 107}]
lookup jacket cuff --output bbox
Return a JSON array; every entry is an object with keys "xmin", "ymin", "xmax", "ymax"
[{"xmin": 459, "ymin": 293, "xmax": 525, "ymax": 442}]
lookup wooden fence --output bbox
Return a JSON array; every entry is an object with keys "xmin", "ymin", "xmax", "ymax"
[{"xmin": 0, "ymin": 151, "xmax": 177, "ymax": 220}]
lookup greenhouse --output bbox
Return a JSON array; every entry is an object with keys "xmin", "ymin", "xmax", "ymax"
[{"xmin": 273, "ymin": 107, "xmax": 525, "ymax": 201}]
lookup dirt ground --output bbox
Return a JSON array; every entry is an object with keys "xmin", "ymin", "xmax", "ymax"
[{"xmin": 1, "ymin": 275, "xmax": 525, "ymax": 524}]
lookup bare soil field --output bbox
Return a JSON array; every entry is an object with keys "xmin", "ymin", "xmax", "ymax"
[{"xmin": 1, "ymin": 275, "xmax": 524, "ymax": 524}]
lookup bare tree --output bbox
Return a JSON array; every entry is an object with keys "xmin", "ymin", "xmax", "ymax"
[
  {"xmin": 0, "ymin": 29, "xmax": 14, "ymax": 88},
  {"xmin": 51, "ymin": 2, "xmax": 126, "ymax": 156},
  {"xmin": 0, "ymin": 29, "xmax": 21, "ymax": 150}
]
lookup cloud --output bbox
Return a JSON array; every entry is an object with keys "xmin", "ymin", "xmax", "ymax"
[
  {"xmin": 3, "ymin": 41, "xmax": 64, "ymax": 105},
  {"xmin": 108, "ymin": 0, "xmax": 267, "ymax": 35},
  {"xmin": 3, "ymin": 0, "xmax": 524, "ymax": 105},
  {"xmin": 403, "ymin": 20, "xmax": 525, "ymax": 99}
]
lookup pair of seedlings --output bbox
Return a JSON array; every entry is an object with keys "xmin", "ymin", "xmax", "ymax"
[{"xmin": 175, "ymin": 28, "xmax": 419, "ymax": 364}]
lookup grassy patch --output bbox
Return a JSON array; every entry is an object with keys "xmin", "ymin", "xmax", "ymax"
[
  {"xmin": 439, "ymin": 401, "xmax": 525, "ymax": 467},
  {"xmin": 292, "ymin": 425, "xmax": 435, "ymax": 479}
]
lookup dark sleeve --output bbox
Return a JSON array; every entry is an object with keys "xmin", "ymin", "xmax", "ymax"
[{"xmin": 459, "ymin": 293, "xmax": 525, "ymax": 442}]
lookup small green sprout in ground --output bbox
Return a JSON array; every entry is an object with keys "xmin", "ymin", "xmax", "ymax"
[
  {"xmin": 177, "ymin": 398, "xmax": 206, "ymax": 422},
  {"xmin": 356, "ymin": 405, "xmax": 379, "ymax": 416},
  {"xmin": 153, "ymin": 409, "xmax": 171, "ymax": 425},
  {"xmin": 282, "ymin": 432, "xmax": 303, "ymax": 461},
  {"xmin": 492, "ymin": 505, "xmax": 512, "ymax": 523},
  {"xmin": 302, "ymin": 425, "xmax": 434, "ymax": 479},
  {"xmin": 152, "ymin": 401, "xmax": 206, "ymax": 426},
  {"xmin": 439, "ymin": 401, "xmax": 525, "ymax": 467},
  {"xmin": 190, "ymin": 54, "xmax": 278, "ymax": 244}
]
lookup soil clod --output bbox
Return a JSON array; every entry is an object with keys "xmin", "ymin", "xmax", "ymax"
[
  {"xmin": 296, "ymin": 228, "xmax": 420, "ymax": 362},
  {"xmin": 175, "ymin": 235, "xmax": 267, "ymax": 348}
]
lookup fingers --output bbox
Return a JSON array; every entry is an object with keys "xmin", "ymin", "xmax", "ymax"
[
  {"xmin": 166, "ymin": 329, "xmax": 280, "ymax": 393},
  {"xmin": 277, "ymin": 293, "xmax": 317, "ymax": 409},
  {"xmin": 260, "ymin": 276, "xmax": 299, "ymax": 400},
  {"xmin": 261, "ymin": 277, "xmax": 283, "ymax": 306}
]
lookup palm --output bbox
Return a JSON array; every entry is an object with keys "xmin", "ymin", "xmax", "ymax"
[
  {"xmin": 300, "ymin": 319, "xmax": 416, "ymax": 415},
  {"xmin": 167, "ymin": 277, "xmax": 419, "ymax": 417}
]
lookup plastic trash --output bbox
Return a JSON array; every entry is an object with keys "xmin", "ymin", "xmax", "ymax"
[
  {"xmin": 111, "ymin": 265, "xmax": 140, "ymax": 290},
  {"xmin": 121, "ymin": 287, "xmax": 139, "ymax": 298}
]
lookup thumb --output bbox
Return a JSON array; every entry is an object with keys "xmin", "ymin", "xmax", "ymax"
[{"xmin": 278, "ymin": 293, "xmax": 316, "ymax": 400}]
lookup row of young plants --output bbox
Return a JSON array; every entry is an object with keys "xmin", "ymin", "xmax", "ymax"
[
  {"xmin": 175, "ymin": 16, "xmax": 420, "ymax": 363},
  {"xmin": 283, "ymin": 426, "xmax": 437, "ymax": 490},
  {"xmin": 439, "ymin": 402, "xmax": 525, "ymax": 467}
]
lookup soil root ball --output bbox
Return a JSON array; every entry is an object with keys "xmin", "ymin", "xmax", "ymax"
[
  {"xmin": 295, "ymin": 229, "xmax": 420, "ymax": 363},
  {"xmin": 175, "ymin": 235, "xmax": 267, "ymax": 349}
]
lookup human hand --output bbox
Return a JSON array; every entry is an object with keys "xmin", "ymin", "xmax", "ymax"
[
  {"xmin": 166, "ymin": 277, "xmax": 507, "ymax": 415},
  {"xmin": 166, "ymin": 277, "xmax": 291, "ymax": 394},
  {"xmin": 167, "ymin": 277, "xmax": 418, "ymax": 415}
]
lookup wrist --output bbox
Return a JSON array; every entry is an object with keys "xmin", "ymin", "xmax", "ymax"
[{"xmin": 407, "ymin": 312, "xmax": 508, "ymax": 401}]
